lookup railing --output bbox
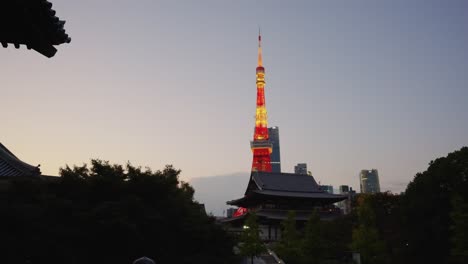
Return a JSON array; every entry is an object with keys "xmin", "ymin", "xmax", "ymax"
[{"xmin": 264, "ymin": 245, "xmax": 285, "ymax": 264}]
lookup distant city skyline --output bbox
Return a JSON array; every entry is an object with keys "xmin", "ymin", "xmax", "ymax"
[{"xmin": 2, "ymin": 1, "xmax": 468, "ymax": 213}]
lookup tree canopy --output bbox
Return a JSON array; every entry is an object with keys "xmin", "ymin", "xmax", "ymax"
[
  {"xmin": 351, "ymin": 195, "xmax": 387, "ymax": 264},
  {"xmin": 238, "ymin": 212, "xmax": 266, "ymax": 264},
  {"xmin": 403, "ymin": 147, "xmax": 468, "ymax": 264},
  {"xmin": 0, "ymin": 160, "xmax": 237, "ymax": 264},
  {"xmin": 275, "ymin": 211, "xmax": 303, "ymax": 264},
  {"xmin": 302, "ymin": 210, "xmax": 323, "ymax": 264},
  {"xmin": 251, "ymin": 147, "xmax": 468, "ymax": 264}
]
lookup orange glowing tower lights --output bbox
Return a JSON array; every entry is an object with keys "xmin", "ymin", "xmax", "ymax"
[{"xmin": 250, "ymin": 32, "xmax": 273, "ymax": 172}]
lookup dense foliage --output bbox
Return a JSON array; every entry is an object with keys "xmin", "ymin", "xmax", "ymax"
[
  {"xmin": 403, "ymin": 146, "xmax": 468, "ymax": 264},
  {"xmin": 1, "ymin": 147, "xmax": 467, "ymax": 264},
  {"xmin": 301, "ymin": 210, "xmax": 323, "ymax": 263},
  {"xmin": 450, "ymin": 194, "xmax": 468, "ymax": 263},
  {"xmin": 0, "ymin": 160, "xmax": 237, "ymax": 264},
  {"xmin": 272, "ymin": 147, "xmax": 468, "ymax": 264},
  {"xmin": 350, "ymin": 147, "xmax": 468, "ymax": 264},
  {"xmin": 275, "ymin": 210, "xmax": 354, "ymax": 264},
  {"xmin": 238, "ymin": 213, "xmax": 266, "ymax": 263},
  {"xmin": 276, "ymin": 211, "xmax": 303, "ymax": 263},
  {"xmin": 350, "ymin": 195, "xmax": 387, "ymax": 264}
]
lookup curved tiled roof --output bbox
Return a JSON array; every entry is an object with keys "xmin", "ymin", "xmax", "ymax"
[
  {"xmin": 227, "ymin": 171, "xmax": 347, "ymax": 206},
  {"xmin": 0, "ymin": 0, "xmax": 71, "ymax": 57},
  {"xmin": 252, "ymin": 171, "xmax": 321, "ymax": 193},
  {"xmin": 0, "ymin": 143, "xmax": 41, "ymax": 177}
]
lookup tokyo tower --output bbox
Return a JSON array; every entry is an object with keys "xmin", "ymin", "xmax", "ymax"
[{"xmin": 250, "ymin": 32, "xmax": 273, "ymax": 172}]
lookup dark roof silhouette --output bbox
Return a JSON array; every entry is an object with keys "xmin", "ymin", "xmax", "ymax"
[
  {"xmin": 252, "ymin": 171, "xmax": 321, "ymax": 193},
  {"xmin": 0, "ymin": 143, "xmax": 41, "ymax": 177},
  {"xmin": 227, "ymin": 172, "xmax": 346, "ymax": 207},
  {"xmin": 0, "ymin": 0, "xmax": 71, "ymax": 57}
]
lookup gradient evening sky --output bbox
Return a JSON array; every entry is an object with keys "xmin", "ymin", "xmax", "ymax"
[{"xmin": 2, "ymin": 1, "xmax": 468, "ymax": 212}]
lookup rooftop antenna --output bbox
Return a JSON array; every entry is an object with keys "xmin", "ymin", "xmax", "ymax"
[{"xmin": 258, "ymin": 26, "xmax": 261, "ymax": 42}]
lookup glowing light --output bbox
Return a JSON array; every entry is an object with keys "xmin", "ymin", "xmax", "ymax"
[
  {"xmin": 234, "ymin": 207, "xmax": 247, "ymax": 217},
  {"xmin": 251, "ymin": 32, "xmax": 272, "ymax": 173}
]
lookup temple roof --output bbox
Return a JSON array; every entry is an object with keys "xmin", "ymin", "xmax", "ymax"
[
  {"xmin": 0, "ymin": 0, "xmax": 71, "ymax": 58},
  {"xmin": 227, "ymin": 172, "xmax": 346, "ymax": 207},
  {"xmin": 251, "ymin": 171, "xmax": 321, "ymax": 193},
  {"xmin": 0, "ymin": 143, "xmax": 41, "ymax": 177}
]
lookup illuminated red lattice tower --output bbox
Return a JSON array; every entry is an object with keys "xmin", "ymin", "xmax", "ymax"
[{"xmin": 250, "ymin": 32, "xmax": 272, "ymax": 172}]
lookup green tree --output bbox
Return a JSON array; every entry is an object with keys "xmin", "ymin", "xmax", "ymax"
[
  {"xmin": 276, "ymin": 211, "xmax": 303, "ymax": 264},
  {"xmin": 238, "ymin": 212, "xmax": 266, "ymax": 264},
  {"xmin": 450, "ymin": 194, "xmax": 468, "ymax": 264},
  {"xmin": 351, "ymin": 195, "xmax": 387, "ymax": 264},
  {"xmin": 403, "ymin": 147, "xmax": 468, "ymax": 264},
  {"xmin": 319, "ymin": 212, "xmax": 355, "ymax": 262},
  {"xmin": 302, "ymin": 210, "xmax": 323, "ymax": 264},
  {"xmin": 0, "ymin": 160, "xmax": 237, "ymax": 264},
  {"xmin": 357, "ymin": 192, "xmax": 406, "ymax": 262}
]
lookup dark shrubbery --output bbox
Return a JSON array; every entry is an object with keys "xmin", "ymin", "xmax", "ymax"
[
  {"xmin": 0, "ymin": 160, "xmax": 237, "ymax": 264},
  {"xmin": 274, "ymin": 147, "xmax": 468, "ymax": 264}
]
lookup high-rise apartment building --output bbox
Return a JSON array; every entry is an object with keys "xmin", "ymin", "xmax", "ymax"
[
  {"xmin": 294, "ymin": 163, "xmax": 308, "ymax": 175},
  {"xmin": 359, "ymin": 169, "xmax": 381, "ymax": 193},
  {"xmin": 268, "ymin": 126, "xmax": 281, "ymax": 173}
]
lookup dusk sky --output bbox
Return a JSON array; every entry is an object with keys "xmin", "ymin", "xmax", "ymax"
[{"xmin": 2, "ymin": 1, "xmax": 468, "ymax": 214}]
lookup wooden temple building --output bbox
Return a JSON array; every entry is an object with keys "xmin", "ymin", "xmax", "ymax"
[
  {"xmin": 224, "ymin": 171, "xmax": 347, "ymax": 241},
  {"xmin": 0, "ymin": 0, "xmax": 71, "ymax": 57},
  {"xmin": 0, "ymin": 143, "xmax": 41, "ymax": 178}
]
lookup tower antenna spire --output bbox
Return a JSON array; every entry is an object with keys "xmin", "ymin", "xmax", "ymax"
[
  {"xmin": 257, "ymin": 27, "xmax": 263, "ymax": 67},
  {"xmin": 258, "ymin": 27, "xmax": 261, "ymax": 43}
]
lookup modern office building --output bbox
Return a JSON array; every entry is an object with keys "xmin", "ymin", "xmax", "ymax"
[
  {"xmin": 319, "ymin": 185, "xmax": 334, "ymax": 194},
  {"xmin": 339, "ymin": 185, "xmax": 350, "ymax": 193},
  {"xmin": 337, "ymin": 185, "xmax": 356, "ymax": 215},
  {"xmin": 359, "ymin": 169, "xmax": 381, "ymax": 193},
  {"xmin": 226, "ymin": 208, "xmax": 237, "ymax": 218},
  {"xmin": 268, "ymin": 126, "xmax": 281, "ymax": 173},
  {"xmin": 294, "ymin": 163, "xmax": 308, "ymax": 175}
]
